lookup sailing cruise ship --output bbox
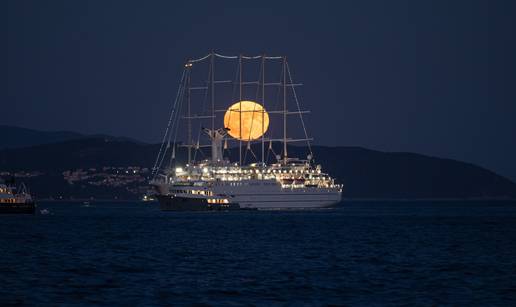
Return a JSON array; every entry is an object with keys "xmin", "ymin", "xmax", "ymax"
[{"xmin": 151, "ymin": 53, "xmax": 342, "ymax": 210}]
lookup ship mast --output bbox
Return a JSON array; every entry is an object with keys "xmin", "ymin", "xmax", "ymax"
[
  {"xmin": 211, "ymin": 52, "xmax": 215, "ymax": 133},
  {"xmin": 153, "ymin": 53, "xmax": 314, "ymax": 177},
  {"xmin": 261, "ymin": 55, "xmax": 265, "ymax": 165},
  {"xmin": 283, "ymin": 56, "xmax": 287, "ymax": 164},
  {"xmin": 239, "ymin": 55, "xmax": 243, "ymax": 166},
  {"xmin": 187, "ymin": 62, "xmax": 192, "ymax": 165}
]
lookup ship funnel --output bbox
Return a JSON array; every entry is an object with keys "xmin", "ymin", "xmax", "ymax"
[{"xmin": 203, "ymin": 128, "xmax": 227, "ymax": 162}]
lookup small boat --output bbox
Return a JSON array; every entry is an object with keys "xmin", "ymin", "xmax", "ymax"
[
  {"xmin": 0, "ymin": 178, "xmax": 36, "ymax": 214},
  {"xmin": 142, "ymin": 194, "xmax": 157, "ymax": 202}
]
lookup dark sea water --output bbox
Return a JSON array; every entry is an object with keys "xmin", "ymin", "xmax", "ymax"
[{"xmin": 1, "ymin": 201, "xmax": 516, "ymax": 306}]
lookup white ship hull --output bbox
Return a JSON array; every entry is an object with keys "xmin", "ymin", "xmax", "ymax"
[
  {"xmin": 214, "ymin": 180, "xmax": 340, "ymax": 209},
  {"xmin": 156, "ymin": 179, "xmax": 342, "ymax": 210}
]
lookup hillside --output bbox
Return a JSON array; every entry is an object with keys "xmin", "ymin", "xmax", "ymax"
[
  {"xmin": 1, "ymin": 138, "xmax": 515, "ymax": 200},
  {"xmin": 1, "ymin": 125, "xmax": 84, "ymax": 149},
  {"xmin": 0, "ymin": 125, "xmax": 140, "ymax": 149}
]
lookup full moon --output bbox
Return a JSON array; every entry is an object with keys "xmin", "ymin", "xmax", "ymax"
[{"xmin": 224, "ymin": 100, "xmax": 269, "ymax": 141}]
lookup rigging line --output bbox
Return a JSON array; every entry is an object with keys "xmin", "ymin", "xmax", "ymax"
[
  {"xmin": 152, "ymin": 71, "xmax": 182, "ymax": 175},
  {"xmin": 158, "ymin": 96, "xmax": 184, "ymax": 172},
  {"xmin": 152, "ymin": 69, "xmax": 186, "ymax": 176},
  {"xmin": 170, "ymin": 72, "xmax": 190, "ymax": 148},
  {"xmin": 215, "ymin": 53, "xmax": 283, "ymax": 60},
  {"xmin": 226, "ymin": 58, "xmax": 241, "ymax": 131},
  {"xmin": 167, "ymin": 71, "xmax": 189, "ymax": 147},
  {"xmin": 158, "ymin": 71, "xmax": 189, "ymax": 164},
  {"xmin": 244, "ymin": 58, "xmax": 264, "ymax": 162},
  {"xmin": 194, "ymin": 53, "xmax": 284, "ymax": 62},
  {"xmin": 243, "ymin": 143, "xmax": 248, "ymax": 164},
  {"xmin": 287, "ymin": 62, "xmax": 312, "ymax": 156},
  {"xmin": 197, "ymin": 148, "xmax": 206, "ymax": 158},
  {"xmin": 192, "ymin": 60, "xmax": 213, "ymax": 162},
  {"xmin": 269, "ymin": 63, "xmax": 284, "ymax": 147},
  {"xmin": 249, "ymin": 145, "xmax": 258, "ymax": 161},
  {"xmin": 268, "ymin": 143, "xmax": 279, "ymax": 163},
  {"xmin": 194, "ymin": 141, "xmax": 205, "ymax": 161},
  {"xmin": 272, "ymin": 147, "xmax": 279, "ymax": 161},
  {"xmin": 189, "ymin": 54, "xmax": 211, "ymax": 63},
  {"xmin": 243, "ymin": 143, "xmax": 258, "ymax": 164},
  {"xmin": 157, "ymin": 68, "xmax": 189, "ymax": 172},
  {"xmin": 170, "ymin": 69, "xmax": 190, "ymax": 151},
  {"xmin": 156, "ymin": 69, "xmax": 189, "ymax": 173},
  {"xmin": 193, "ymin": 145, "xmax": 198, "ymax": 162},
  {"xmin": 241, "ymin": 55, "xmax": 262, "ymax": 60},
  {"xmin": 193, "ymin": 142, "xmax": 197, "ymax": 162},
  {"xmin": 214, "ymin": 53, "xmax": 238, "ymax": 59},
  {"xmin": 221, "ymin": 58, "xmax": 240, "ymax": 154}
]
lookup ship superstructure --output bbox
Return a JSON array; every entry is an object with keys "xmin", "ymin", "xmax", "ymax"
[{"xmin": 151, "ymin": 53, "xmax": 342, "ymax": 210}]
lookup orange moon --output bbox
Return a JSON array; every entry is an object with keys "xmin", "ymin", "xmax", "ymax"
[{"xmin": 224, "ymin": 100, "xmax": 269, "ymax": 141}]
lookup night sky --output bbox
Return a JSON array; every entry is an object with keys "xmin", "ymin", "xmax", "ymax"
[{"xmin": 4, "ymin": 0, "xmax": 516, "ymax": 180}]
